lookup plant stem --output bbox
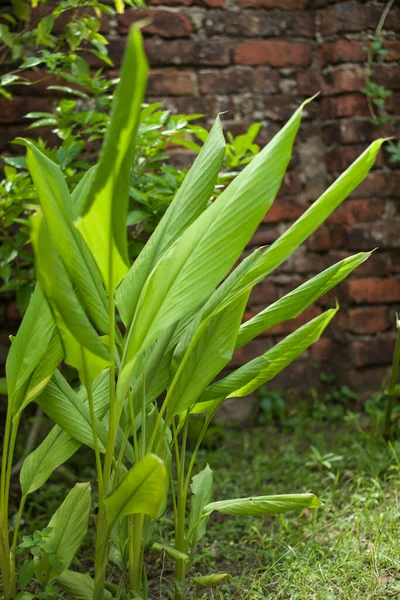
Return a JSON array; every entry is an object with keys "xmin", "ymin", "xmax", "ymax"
[
  {"xmin": 93, "ymin": 275, "xmax": 117, "ymax": 600},
  {"xmin": 173, "ymin": 417, "xmax": 189, "ymax": 600},
  {"xmin": 131, "ymin": 514, "xmax": 144, "ymax": 593},
  {"xmin": 0, "ymin": 409, "xmax": 21, "ymax": 600},
  {"xmin": 10, "ymin": 495, "xmax": 26, "ymax": 598},
  {"xmin": 384, "ymin": 321, "xmax": 400, "ymax": 437},
  {"xmin": 83, "ymin": 351, "xmax": 104, "ymax": 500}
]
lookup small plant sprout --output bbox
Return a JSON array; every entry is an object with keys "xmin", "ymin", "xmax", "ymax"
[{"xmin": 0, "ymin": 26, "xmax": 386, "ymax": 600}]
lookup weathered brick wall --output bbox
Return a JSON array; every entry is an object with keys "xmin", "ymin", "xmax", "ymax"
[{"xmin": 1, "ymin": 0, "xmax": 400, "ymax": 394}]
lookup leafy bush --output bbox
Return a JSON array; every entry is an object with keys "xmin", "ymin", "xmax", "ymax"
[{"xmin": 0, "ymin": 28, "xmax": 384, "ymax": 600}]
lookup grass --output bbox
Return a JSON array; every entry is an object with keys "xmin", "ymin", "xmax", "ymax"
[{"xmin": 9, "ymin": 389, "xmax": 400, "ymax": 599}]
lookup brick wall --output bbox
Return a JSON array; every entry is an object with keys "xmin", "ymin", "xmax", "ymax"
[{"xmin": 1, "ymin": 0, "xmax": 400, "ymax": 393}]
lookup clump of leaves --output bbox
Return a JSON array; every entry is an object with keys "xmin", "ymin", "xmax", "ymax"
[{"xmin": 0, "ymin": 26, "xmax": 385, "ymax": 600}]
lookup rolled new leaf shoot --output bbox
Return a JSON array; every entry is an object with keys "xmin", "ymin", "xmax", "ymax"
[
  {"xmin": 194, "ymin": 573, "xmax": 232, "ymax": 587},
  {"xmin": 202, "ymin": 493, "xmax": 320, "ymax": 517}
]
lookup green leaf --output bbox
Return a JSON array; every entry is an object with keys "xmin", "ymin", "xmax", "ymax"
[
  {"xmin": 18, "ymin": 559, "xmax": 34, "ymax": 589},
  {"xmin": 15, "ymin": 593, "xmax": 35, "ymax": 600},
  {"xmin": 237, "ymin": 252, "xmax": 371, "ymax": 348},
  {"xmin": 166, "ymin": 291, "xmax": 249, "ymax": 417},
  {"xmin": 116, "ymin": 116, "xmax": 226, "ymax": 328},
  {"xmin": 34, "ymin": 483, "xmax": 91, "ymax": 586},
  {"xmin": 20, "ymin": 371, "xmax": 110, "ymax": 496},
  {"xmin": 151, "ymin": 542, "xmax": 189, "ymax": 562},
  {"xmin": 104, "ymin": 454, "xmax": 166, "ymax": 528},
  {"xmin": 37, "ymin": 370, "xmax": 111, "ymax": 452},
  {"xmin": 188, "ymin": 465, "xmax": 213, "ymax": 548},
  {"xmin": 199, "ymin": 307, "xmax": 338, "ymax": 403},
  {"xmin": 57, "ymin": 570, "xmax": 113, "ymax": 600},
  {"xmin": 202, "ymin": 493, "xmax": 320, "ymax": 517},
  {"xmin": 6, "ymin": 285, "xmax": 62, "ymax": 415},
  {"xmin": 24, "ymin": 142, "xmax": 109, "ymax": 334},
  {"xmin": 76, "ymin": 27, "xmax": 148, "ymax": 292},
  {"xmin": 31, "ymin": 212, "xmax": 110, "ymax": 385},
  {"xmin": 208, "ymin": 140, "xmax": 385, "ymax": 317},
  {"xmin": 194, "ymin": 573, "xmax": 232, "ymax": 587},
  {"xmin": 118, "ymin": 100, "xmax": 307, "ymax": 406}
]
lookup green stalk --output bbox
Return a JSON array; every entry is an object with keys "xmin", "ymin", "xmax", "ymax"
[
  {"xmin": 93, "ymin": 274, "xmax": 117, "ymax": 600},
  {"xmin": 131, "ymin": 513, "xmax": 144, "ymax": 593},
  {"xmin": 128, "ymin": 380, "xmax": 147, "ymax": 594},
  {"xmin": 384, "ymin": 321, "xmax": 400, "ymax": 437},
  {"xmin": 10, "ymin": 495, "xmax": 26, "ymax": 598},
  {"xmin": 83, "ymin": 351, "xmax": 104, "ymax": 499},
  {"xmin": 173, "ymin": 417, "xmax": 189, "ymax": 600},
  {"xmin": 1, "ymin": 409, "xmax": 21, "ymax": 600}
]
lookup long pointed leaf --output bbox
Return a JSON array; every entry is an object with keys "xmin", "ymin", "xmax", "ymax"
[
  {"xmin": 208, "ymin": 140, "xmax": 384, "ymax": 317},
  {"xmin": 116, "ymin": 116, "xmax": 226, "ymax": 327},
  {"xmin": 199, "ymin": 306, "xmax": 338, "ymax": 403},
  {"xmin": 6, "ymin": 285, "xmax": 62, "ymax": 415},
  {"xmin": 76, "ymin": 28, "xmax": 148, "ymax": 291},
  {"xmin": 20, "ymin": 371, "xmax": 110, "ymax": 496},
  {"xmin": 118, "ymin": 101, "xmax": 308, "ymax": 406},
  {"xmin": 202, "ymin": 493, "xmax": 320, "ymax": 517},
  {"xmin": 24, "ymin": 142, "xmax": 109, "ymax": 333},
  {"xmin": 31, "ymin": 212, "xmax": 110, "ymax": 383},
  {"xmin": 237, "ymin": 252, "xmax": 370, "ymax": 347}
]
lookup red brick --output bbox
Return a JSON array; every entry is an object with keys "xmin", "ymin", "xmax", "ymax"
[
  {"xmin": 322, "ymin": 67, "xmax": 367, "ymax": 96},
  {"xmin": 347, "ymin": 223, "xmax": 400, "ymax": 252},
  {"xmin": 389, "ymin": 255, "xmax": 400, "ymax": 273},
  {"xmin": 235, "ymin": 41, "xmax": 312, "ymax": 67},
  {"xmin": 346, "ymin": 279, "xmax": 400, "ymax": 304},
  {"xmin": 327, "ymin": 199, "xmax": 385, "ymax": 225},
  {"xmin": 352, "ymin": 337, "xmax": 396, "ymax": 368},
  {"xmin": 307, "ymin": 226, "xmax": 346, "ymax": 251},
  {"xmin": 386, "ymin": 41, "xmax": 400, "ymax": 62},
  {"xmin": 251, "ymin": 68, "xmax": 280, "ymax": 94},
  {"xmin": 319, "ymin": 40, "xmax": 366, "ymax": 67},
  {"xmin": 319, "ymin": 2, "xmax": 382, "ymax": 37},
  {"xmin": 297, "ymin": 72, "xmax": 323, "ymax": 96},
  {"xmin": 118, "ymin": 9, "xmax": 193, "ymax": 37},
  {"xmin": 374, "ymin": 66, "xmax": 400, "ymax": 91},
  {"xmin": 144, "ymin": 39, "xmax": 230, "ymax": 66},
  {"xmin": 279, "ymin": 171, "xmax": 303, "ymax": 196},
  {"xmin": 355, "ymin": 252, "xmax": 390, "ymax": 277},
  {"xmin": 348, "ymin": 307, "xmax": 391, "ymax": 335},
  {"xmin": 248, "ymin": 280, "xmax": 278, "ymax": 307},
  {"xmin": 311, "ymin": 338, "xmax": 333, "ymax": 362},
  {"xmin": 264, "ymin": 198, "xmax": 304, "ymax": 223},
  {"xmin": 280, "ymin": 252, "xmax": 328, "ymax": 275},
  {"xmin": 251, "ymin": 225, "xmax": 280, "ymax": 247},
  {"xmin": 238, "ymin": 0, "xmax": 306, "ymax": 8},
  {"xmin": 320, "ymin": 94, "xmax": 369, "ymax": 118},
  {"xmin": 199, "ymin": 67, "xmax": 252, "ymax": 94},
  {"xmin": 334, "ymin": 118, "xmax": 377, "ymax": 145},
  {"xmin": 147, "ymin": 70, "xmax": 196, "ymax": 96},
  {"xmin": 325, "ymin": 144, "xmax": 383, "ymax": 174},
  {"xmin": 257, "ymin": 96, "xmax": 302, "ymax": 121},
  {"xmin": 345, "ymin": 366, "xmax": 389, "ymax": 392},
  {"xmin": 351, "ymin": 172, "xmax": 400, "ymax": 199},
  {"xmin": 0, "ymin": 97, "xmax": 53, "ymax": 124},
  {"xmin": 149, "ymin": 0, "xmax": 223, "ymax": 6}
]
